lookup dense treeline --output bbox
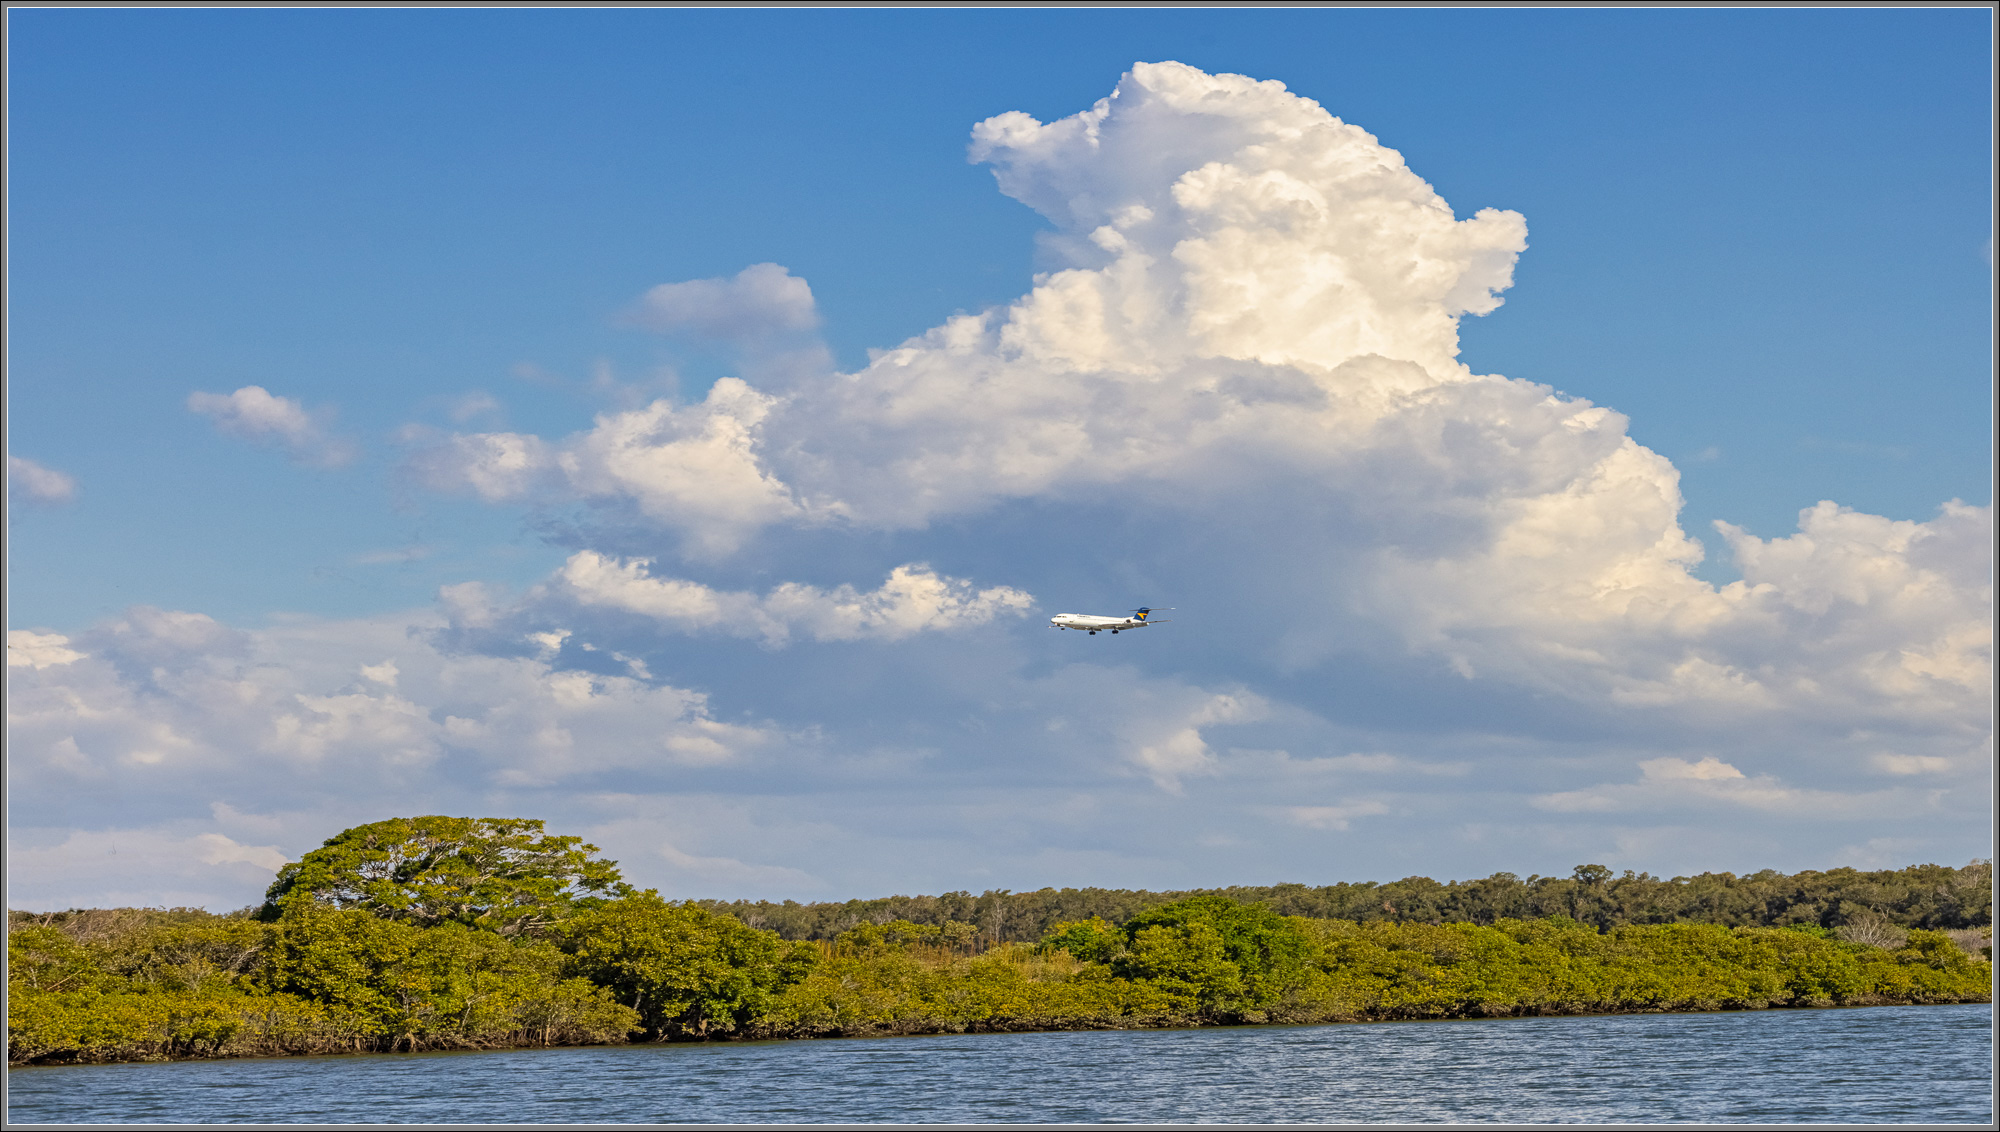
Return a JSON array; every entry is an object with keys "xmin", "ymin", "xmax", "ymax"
[
  {"xmin": 9, "ymin": 819, "xmax": 1991, "ymax": 1066},
  {"xmin": 695, "ymin": 861, "xmax": 1995, "ymax": 943}
]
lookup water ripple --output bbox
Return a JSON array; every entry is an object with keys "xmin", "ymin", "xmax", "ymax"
[{"xmin": 8, "ymin": 1003, "xmax": 1991, "ymax": 1124}]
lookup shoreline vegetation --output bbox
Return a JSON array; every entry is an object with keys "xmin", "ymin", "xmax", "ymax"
[{"xmin": 9, "ymin": 818, "xmax": 1990, "ymax": 1066}]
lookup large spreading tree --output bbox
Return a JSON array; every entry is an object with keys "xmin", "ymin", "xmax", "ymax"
[{"xmin": 259, "ymin": 816, "xmax": 631, "ymax": 934}]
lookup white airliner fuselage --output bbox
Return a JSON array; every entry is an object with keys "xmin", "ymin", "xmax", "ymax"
[{"xmin": 1050, "ymin": 608, "xmax": 1170, "ymax": 634}]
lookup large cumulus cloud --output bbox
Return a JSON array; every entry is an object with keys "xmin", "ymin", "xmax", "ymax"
[{"xmin": 411, "ymin": 60, "xmax": 1989, "ymax": 736}]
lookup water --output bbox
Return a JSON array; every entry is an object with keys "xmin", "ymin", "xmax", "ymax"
[{"xmin": 8, "ymin": 1004, "xmax": 1992, "ymax": 1125}]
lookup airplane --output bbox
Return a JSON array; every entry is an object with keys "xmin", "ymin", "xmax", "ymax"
[{"xmin": 1050, "ymin": 607, "xmax": 1172, "ymax": 635}]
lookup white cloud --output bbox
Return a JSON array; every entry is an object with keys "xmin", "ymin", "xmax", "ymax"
[
  {"xmin": 5, "ymin": 594, "xmax": 1984, "ymax": 909},
  {"xmin": 1128, "ymin": 690, "xmax": 1265, "ymax": 792},
  {"xmin": 193, "ymin": 832, "xmax": 290, "ymax": 872},
  {"xmin": 6, "ymin": 827, "xmax": 288, "ymax": 912},
  {"xmin": 619, "ymin": 262, "xmax": 819, "ymax": 339},
  {"xmin": 556, "ymin": 379, "xmax": 813, "ymax": 554},
  {"xmin": 1018, "ymin": 668, "xmax": 1270, "ymax": 794},
  {"xmin": 448, "ymin": 391, "xmax": 502, "ymax": 423},
  {"xmin": 657, "ymin": 841, "xmax": 820, "ymax": 890},
  {"xmin": 358, "ymin": 660, "xmax": 399, "ymax": 686},
  {"xmin": 390, "ymin": 57, "xmax": 1984, "ymax": 784},
  {"xmin": 547, "ymin": 552, "xmax": 1034, "ymax": 646},
  {"xmin": 8, "ymin": 455, "xmax": 78, "ymax": 504},
  {"xmin": 5, "ymin": 605, "xmax": 781, "ymax": 809},
  {"xmin": 1282, "ymin": 801, "xmax": 1391, "ymax": 831},
  {"xmin": 1870, "ymin": 754, "xmax": 1954, "ymax": 776},
  {"xmin": 209, "ymin": 801, "xmax": 294, "ymax": 840},
  {"xmin": 405, "ymin": 379, "xmax": 807, "ymax": 554},
  {"xmin": 187, "ymin": 385, "xmax": 356, "ymax": 467},
  {"xmin": 405, "ymin": 61, "xmax": 1529, "ymax": 544},
  {"xmin": 401, "ymin": 428, "xmax": 556, "ymax": 502},
  {"xmin": 8, "ymin": 630, "xmax": 85, "ymax": 669},
  {"xmin": 395, "ymin": 61, "xmax": 1987, "ymax": 751},
  {"xmin": 1642, "ymin": 755, "xmax": 1747, "ymax": 782},
  {"xmin": 1532, "ymin": 756, "xmax": 1942, "ymax": 819}
]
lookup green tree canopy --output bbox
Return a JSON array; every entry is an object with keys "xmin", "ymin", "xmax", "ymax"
[
  {"xmin": 559, "ymin": 893, "xmax": 817, "ymax": 1038},
  {"xmin": 259, "ymin": 816, "xmax": 630, "ymax": 934},
  {"xmin": 1038, "ymin": 917, "xmax": 1123, "ymax": 963},
  {"xmin": 1112, "ymin": 895, "xmax": 1315, "ymax": 1011}
]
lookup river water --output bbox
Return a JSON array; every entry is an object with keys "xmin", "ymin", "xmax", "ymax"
[{"xmin": 8, "ymin": 1004, "xmax": 1992, "ymax": 1125}]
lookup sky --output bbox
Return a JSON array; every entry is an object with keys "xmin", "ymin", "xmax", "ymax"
[{"xmin": 6, "ymin": 8, "xmax": 1993, "ymax": 912}]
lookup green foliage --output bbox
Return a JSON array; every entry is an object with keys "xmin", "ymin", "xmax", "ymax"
[
  {"xmin": 558, "ymin": 893, "xmax": 816, "ymax": 1039},
  {"xmin": 1038, "ymin": 917, "xmax": 1123, "ymax": 963},
  {"xmin": 1270, "ymin": 917, "xmax": 1993, "ymax": 1021},
  {"xmin": 110, "ymin": 918, "xmax": 266, "ymax": 995},
  {"xmin": 260, "ymin": 816, "xmax": 630, "ymax": 934},
  {"xmin": 9, "ymin": 925, "xmax": 113, "ymax": 995},
  {"xmin": 1119, "ymin": 920, "xmax": 1243, "ymax": 1011},
  {"xmin": 7, "ymin": 990, "xmax": 247, "ymax": 1064},
  {"xmin": 252, "ymin": 900, "xmax": 637, "ymax": 1048},
  {"xmin": 828, "ymin": 918, "xmax": 981, "ymax": 955},
  {"xmin": 758, "ymin": 942, "xmax": 1187, "ymax": 1036},
  {"xmin": 695, "ymin": 860, "xmax": 1994, "ymax": 942},
  {"xmin": 1114, "ymin": 896, "xmax": 1314, "ymax": 1012},
  {"xmin": 11, "ymin": 831, "xmax": 1993, "ymax": 1066},
  {"xmin": 8, "ymin": 900, "xmax": 638, "ymax": 1064}
]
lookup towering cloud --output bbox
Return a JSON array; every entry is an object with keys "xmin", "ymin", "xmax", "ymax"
[{"xmin": 410, "ymin": 61, "xmax": 1989, "ymax": 734}]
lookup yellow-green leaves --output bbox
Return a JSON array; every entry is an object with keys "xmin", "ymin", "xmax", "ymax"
[
  {"xmin": 1038, "ymin": 917, "xmax": 1123, "ymax": 964},
  {"xmin": 8, "ymin": 925, "xmax": 107, "ymax": 995},
  {"xmin": 558, "ymin": 893, "xmax": 811, "ymax": 1039},
  {"xmin": 12, "ymin": 842, "xmax": 1993, "ymax": 1067},
  {"xmin": 260, "ymin": 816, "xmax": 631, "ymax": 934},
  {"xmin": 1111, "ymin": 896, "xmax": 1317, "ymax": 1013}
]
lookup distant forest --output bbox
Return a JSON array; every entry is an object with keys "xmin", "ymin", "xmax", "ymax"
[{"xmin": 696, "ymin": 861, "xmax": 1994, "ymax": 942}]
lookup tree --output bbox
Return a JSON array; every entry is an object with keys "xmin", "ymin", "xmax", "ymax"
[
  {"xmin": 1113, "ymin": 896, "xmax": 1314, "ymax": 1012},
  {"xmin": 259, "ymin": 816, "xmax": 629, "ymax": 934},
  {"xmin": 559, "ymin": 893, "xmax": 817, "ymax": 1039},
  {"xmin": 7, "ymin": 926, "xmax": 108, "ymax": 995},
  {"xmin": 1039, "ymin": 918, "xmax": 1123, "ymax": 963},
  {"xmin": 1117, "ymin": 921, "xmax": 1245, "ymax": 1010},
  {"xmin": 255, "ymin": 902, "xmax": 638, "ymax": 1048}
]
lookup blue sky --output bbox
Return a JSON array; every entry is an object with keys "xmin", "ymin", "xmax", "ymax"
[{"xmin": 7, "ymin": 9, "xmax": 1992, "ymax": 910}]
